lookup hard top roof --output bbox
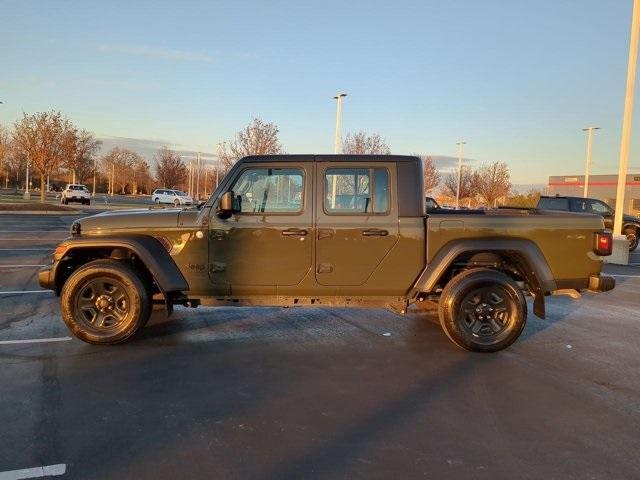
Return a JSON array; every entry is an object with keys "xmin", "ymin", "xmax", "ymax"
[{"xmin": 240, "ymin": 154, "xmax": 420, "ymax": 163}]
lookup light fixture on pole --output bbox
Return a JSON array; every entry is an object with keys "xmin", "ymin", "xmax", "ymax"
[
  {"xmin": 455, "ymin": 140, "xmax": 466, "ymax": 210},
  {"xmin": 582, "ymin": 126, "xmax": 600, "ymax": 198},
  {"xmin": 613, "ymin": 0, "xmax": 640, "ymax": 261}
]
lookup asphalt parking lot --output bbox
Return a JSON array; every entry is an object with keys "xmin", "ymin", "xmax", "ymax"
[{"xmin": 1, "ymin": 214, "xmax": 639, "ymax": 480}]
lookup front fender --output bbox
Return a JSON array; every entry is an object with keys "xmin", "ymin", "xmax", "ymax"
[{"xmin": 39, "ymin": 234, "xmax": 189, "ymax": 294}]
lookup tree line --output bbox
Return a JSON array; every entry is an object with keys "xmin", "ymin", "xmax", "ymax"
[{"xmin": 0, "ymin": 111, "xmax": 516, "ymax": 206}]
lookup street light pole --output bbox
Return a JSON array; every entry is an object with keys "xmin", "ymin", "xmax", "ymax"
[
  {"xmin": 23, "ymin": 159, "xmax": 30, "ymax": 200},
  {"xmin": 582, "ymin": 126, "xmax": 600, "ymax": 197},
  {"xmin": 333, "ymin": 93, "xmax": 347, "ymax": 154},
  {"xmin": 92, "ymin": 157, "xmax": 97, "ymax": 197},
  {"xmin": 455, "ymin": 140, "xmax": 466, "ymax": 210},
  {"xmin": 614, "ymin": 0, "xmax": 640, "ymax": 240},
  {"xmin": 332, "ymin": 93, "xmax": 347, "ymax": 209},
  {"xmin": 196, "ymin": 152, "xmax": 201, "ymax": 200},
  {"xmin": 216, "ymin": 143, "xmax": 222, "ymax": 188}
]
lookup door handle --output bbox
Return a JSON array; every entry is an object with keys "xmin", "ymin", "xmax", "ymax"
[
  {"xmin": 282, "ymin": 229, "xmax": 308, "ymax": 237},
  {"xmin": 362, "ymin": 229, "xmax": 389, "ymax": 237}
]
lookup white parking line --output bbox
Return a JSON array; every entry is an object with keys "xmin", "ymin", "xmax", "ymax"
[
  {"xmin": 0, "ymin": 337, "xmax": 72, "ymax": 345},
  {"xmin": 0, "ymin": 290, "xmax": 53, "ymax": 295},
  {"xmin": 0, "ymin": 230, "xmax": 69, "ymax": 233},
  {"xmin": 0, "ymin": 265, "xmax": 47, "ymax": 268},
  {"xmin": 0, "ymin": 463, "xmax": 66, "ymax": 479},
  {"xmin": 609, "ymin": 274, "xmax": 640, "ymax": 278},
  {"xmin": 0, "ymin": 239, "xmax": 65, "ymax": 242}
]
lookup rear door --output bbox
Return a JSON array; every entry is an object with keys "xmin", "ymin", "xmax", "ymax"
[{"xmin": 314, "ymin": 162, "xmax": 399, "ymax": 286}]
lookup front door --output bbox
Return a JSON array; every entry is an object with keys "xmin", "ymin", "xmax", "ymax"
[
  {"xmin": 315, "ymin": 163, "xmax": 399, "ymax": 286},
  {"xmin": 208, "ymin": 163, "xmax": 313, "ymax": 293}
]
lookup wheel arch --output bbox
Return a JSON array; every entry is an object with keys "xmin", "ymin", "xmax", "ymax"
[
  {"xmin": 412, "ymin": 238, "xmax": 556, "ymax": 319},
  {"xmin": 48, "ymin": 235, "xmax": 188, "ymax": 297}
]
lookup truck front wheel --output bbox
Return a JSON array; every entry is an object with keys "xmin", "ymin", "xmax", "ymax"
[
  {"xmin": 438, "ymin": 268, "xmax": 527, "ymax": 352},
  {"xmin": 60, "ymin": 260, "xmax": 151, "ymax": 344}
]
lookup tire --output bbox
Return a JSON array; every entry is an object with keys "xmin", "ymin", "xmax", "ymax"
[
  {"xmin": 624, "ymin": 227, "xmax": 639, "ymax": 252},
  {"xmin": 438, "ymin": 268, "xmax": 527, "ymax": 353},
  {"xmin": 62, "ymin": 198, "xmax": 67, "ymax": 205},
  {"xmin": 86, "ymin": 199, "xmax": 91, "ymax": 206},
  {"xmin": 174, "ymin": 199, "xmax": 180, "ymax": 207},
  {"xmin": 60, "ymin": 260, "xmax": 152, "ymax": 344},
  {"xmin": 154, "ymin": 197, "xmax": 160, "ymax": 204}
]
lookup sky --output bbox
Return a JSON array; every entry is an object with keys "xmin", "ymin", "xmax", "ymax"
[{"xmin": 1, "ymin": 0, "xmax": 640, "ymax": 185}]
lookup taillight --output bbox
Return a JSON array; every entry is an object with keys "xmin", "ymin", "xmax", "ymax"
[{"xmin": 594, "ymin": 232, "xmax": 613, "ymax": 256}]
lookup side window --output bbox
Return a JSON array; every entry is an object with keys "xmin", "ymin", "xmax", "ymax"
[
  {"xmin": 324, "ymin": 167, "xmax": 389, "ymax": 214},
  {"xmin": 231, "ymin": 168, "xmax": 304, "ymax": 213},
  {"xmin": 590, "ymin": 200, "xmax": 612, "ymax": 215},
  {"xmin": 572, "ymin": 199, "xmax": 589, "ymax": 213}
]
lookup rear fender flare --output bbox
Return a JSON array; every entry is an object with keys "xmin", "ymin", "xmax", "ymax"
[{"xmin": 413, "ymin": 238, "xmax": 556, "ymax": 319}]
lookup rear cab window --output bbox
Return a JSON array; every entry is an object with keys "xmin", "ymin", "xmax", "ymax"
[
  {"xmin": 538, "ymin": 197, "xmax": 569, "ymax": 211},
  {"xmin": 323, "ymin": 167, "xmax": 389, "ymax": 214}
]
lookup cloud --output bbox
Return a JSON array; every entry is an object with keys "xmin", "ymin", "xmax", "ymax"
[
  {"xmin": 98, "ymin": 136, "xmax": 217, "ymax": 163},
  {"xmin": 414, "ymin": 154, "xmax": 477, "ymax": 172},
  {"xmin": 97, "ymin": 44, "xmax": 215, "ymax": 63}
]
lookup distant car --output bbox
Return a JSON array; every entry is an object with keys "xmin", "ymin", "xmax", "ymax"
[
  {"xmin": 61, "ymin": 184, "xmax": 91, "ymax": 205},
  {"xmin": 151, "ymin": 189, "xmax": 193, "ymax": 206},
  {"xmin": 425, "ymin": 196, "xmax": 441, "ymax": 212},
  {"xmin": 537, "ymin": 195, "xmax": 639, "ymax": 251}
]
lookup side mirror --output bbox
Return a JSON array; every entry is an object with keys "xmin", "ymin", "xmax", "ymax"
[{"xmin": 217, "ymin": 191, "xmax": 235, "ymax": 218}]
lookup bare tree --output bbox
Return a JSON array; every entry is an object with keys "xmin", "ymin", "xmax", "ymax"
[
  {"xmin": 68, "ymin": 130, "xmax": 102, "ymax": 184},
  {"xmin": 0, "ymin": 125, "xmax": 11, "ymax": 188},
  {"xmin": 132, "ymin": 158, "xmax": 152, "ymax": 194},
  {"xmin": 442, "ymin": 165, "xmax": 477, "ymax": 200},
  {"xmin": 505, "ymin": 189, "xmax": 541, "ymax": 208},
  {"xmin": 475, "ymin": 161, "xmax": 511, "ymax": 206},
  {"xmin": 420, "ymin": 155, "xmax": 441, "ymax": 193},
  {"xmin": 102, "ymin": 147, "xmax": 142, "ymax": 194},
  {"xmin": 219, "ymin": 118, "xmax": 284, "ymax": 172},
  {"xmin": 12, "ymin": 111, "xmax": 75, "ymax": 202},
  {"xmin": 155, "ymin": 147, "xmax": 187, "ymax": 189},
  {"xmin": 342, "ymin": 131, "xmax": 391, "ymax": 155}
]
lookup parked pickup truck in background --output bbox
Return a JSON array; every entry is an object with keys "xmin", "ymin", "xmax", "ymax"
[
  {"xmin": 537, "ymin": 195, "xmax": 639, "ymax": 251},
  {"xmin": 39, "ymin": 155, "xmax": 615, "ymax": 352}
]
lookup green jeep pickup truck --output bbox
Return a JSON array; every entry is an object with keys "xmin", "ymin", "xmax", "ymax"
[{"xmin": 39, "ymin": 155, "xmax": 615, "ymax": 352}]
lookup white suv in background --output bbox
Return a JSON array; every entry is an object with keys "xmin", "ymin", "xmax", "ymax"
[
  {"xmin": 61, "ymin": 184, "xmax": 91, "ymax": 205},
  {"xmin": 151, "ymin": 189, "xmax": 193, "ymax": 206}
]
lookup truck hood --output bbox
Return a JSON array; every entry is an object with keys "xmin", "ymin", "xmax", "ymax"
[
  {"xmin": 623, "ymin": 213, "xmax": 640, "ymax": 224},
  {"xmin": 78, "ymin": 208, "xmax": 184, "ymax": 233}
]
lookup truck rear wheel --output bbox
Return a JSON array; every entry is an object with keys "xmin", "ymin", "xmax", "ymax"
[
  {"xmin": 624, "ymin": 227, "xmax": 638, "ymax": 251},
  {"xmin": 60, "ymin": 260, "xmax": 151, "ymax": 344},
  {"xmin": 438, "ymin": 268, "xmax": 527, "ymax": 352}
]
